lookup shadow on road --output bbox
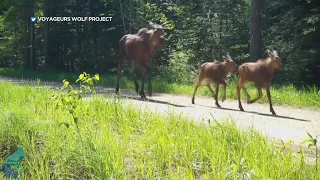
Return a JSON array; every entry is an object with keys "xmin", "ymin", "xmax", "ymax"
[
  {"xmin": 253, "ymin": 112, "xmax": 311, "ymax": 122},
  {"xmin": 85, "ymin": 88, "xmax": 312, "ymax": 122},
  {"xmin": 102, "ymin": 89, "xmax": 163, "ymax": 97},
  {"xmin": 91, "ymin": 91, "xmax": 188, "ymax": 108},
  {"xmin": 197, "ymin": 104, "xmax": 311, "ymax": 122},
  {"xmin": 123, "ymin": 95, "xmax": 188, "ymax": 108}
]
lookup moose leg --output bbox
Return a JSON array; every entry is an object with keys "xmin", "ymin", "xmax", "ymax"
[
  {"xmin": 242, "ymin": 86, "xmax": 251, "ymax": 103},
  {"xmin": 148, "ymin": 74, "xmax": 152, "ymax": 97},
  {"xmin": 248, "ymin": 86, "xmax": 262, "ymax": 104},
  {"xmin": 139, "ymin": 64, "xmax": 148, "ymax": 100},
  {"xmin": 237, "ymin": 79, "xmax": 245, "ymax": 111},
  {"xmin": 214, "ymin": 83, "xmax": 221, "ymax": 108},
  {"xmin": 131, "ymin": 64, "xmax": 140, "ymax": 94},
  {"xmin": 192, "ymin": 75, "xmax": 205, "ymax": 104},
  {"xmin": 206, "ymin": 84, "xmax": 216, "ymax": 97},
  {"xmin": 265, "ymin": 86, "xmax": 276, "ymax": 115},
  {"xmin": 115, "ymin": 57, "xmax": 124, "ymax": 95},
  {"xmin": 221, "ymin": 81, "xmax": 227, "ymax": 102},
  {"xmin": 191, "ymin": 84, "xmax": 200, "ymax": 104}
]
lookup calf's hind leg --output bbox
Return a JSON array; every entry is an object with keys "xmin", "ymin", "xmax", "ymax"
[
  {"xmin": 206, "ymin": 84, "xmax": 216, "ymax": 98},
  {"xmin": 191, "ymin": 84, "xmax": 200, "ymax": 104},
  {"xmin": 191, "ymin": 74, "xmax": 206, "ymax": 104},
  {"xmin": 221, "ymin": 81, "xmax": 227, "ymax": 102},
  {"xmin": 248, "ymin": 86, "xmax": 262, "ymax": 104},
  {"xmin": 242, "ymin": 86, "xmax": 251, "ymax": 103},
  {"xmin": 214, "ymin": 83, "xmax": 221, "ymax": 108},
  {"xmin": 265, "ymin": 86, "xmax": 276, "ymax": 115},
  {"xmin": 237, "ymin": 79, "xmax": 245, "ymax": 111}
]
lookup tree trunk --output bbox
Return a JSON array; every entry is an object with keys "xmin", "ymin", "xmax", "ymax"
[
  {"xmin": 30, "ymin": 11, "xmax": 36, "ymax": 69},
  {"xmin": 219, "ymin": 0, "xmax": 222, "ymax": 40},
  {"xmin": 24, "ymin": 0, "xmax": 30, "ymax": 68},
  {"xmin": 90, "ymin": 0, "xmax": 99, "ymax": 72},
  {"xmin": 50, "ymin": 1, "xmax": 57, "ymax": 68},
  {"xmin": 44, "ymin": 0, "xmax": 51, "ymax": 66},
  {"xmin": 29, "ymin": 0, "xmax": 36, "ymax": 70},
  {"xmin": 250, "ymin": 0, "xmax": 261, "ymax": 61}
]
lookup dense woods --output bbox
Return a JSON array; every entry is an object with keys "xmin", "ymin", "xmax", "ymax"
[{"xmin": 0, "ymin": 0, "xmax": 319, "ymax": 87}]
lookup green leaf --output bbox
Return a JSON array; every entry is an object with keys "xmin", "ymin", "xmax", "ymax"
[
  {"xmin": 94, "ymin": 74, "xmax": 100, "ymax": 81},
  {"xmin": 63, "ymin": 80, "xmax": 69, "ymax": 87},
  {"xmin": 64, "ymin": 97, "xmax": 70, "ymax": 103},
  {"xmin": 79, "ymin": 74, "xmax": 84, "ymax": 80},
  {"xmin": 74, "ymin": 117, "xmax": 78, "ymax": 124},
  {"xmin": 307, "ymin": 132, "xmax": 313, "ymax": 139},
  {"xmin": 308, "ymin": 144, "xmax": 313, "ymax": 149},
  {"xmin": 301, "ymin": 139, "xmax": 312, "ymax": 145}
]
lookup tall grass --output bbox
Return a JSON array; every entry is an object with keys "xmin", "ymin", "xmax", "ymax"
[
  {"xmin": 0, "ymin": 82, "xmax": 319, "ymax": 179},
  {"xmin": 0, "ymin": 68, "xmax": 319, "ymax": 109}
]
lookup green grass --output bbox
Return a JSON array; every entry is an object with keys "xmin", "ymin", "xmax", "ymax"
[
  {"xmin": 0, "ymin": 81, "xmax": 320, "ymax": 179},
  {"xmin": 0, "ymin": 82, "xmax": 319, "ymax": 179},
  {"xmin": 0, "ymin": 68, "xmax": 319, "ymax": 109}
]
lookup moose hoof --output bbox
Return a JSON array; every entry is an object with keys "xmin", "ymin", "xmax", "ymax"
[
  {"xmin": 271, "ymin": 110, "xmax": 276, "ymax": 116},
  {"xmin": 191, "ymin": 98, "xmax": 195, "ymax": 104},
  {"xmin": 239, "ymin": 107, "xmax": 244, "ymax": 111},
  {"xmin": 140, "ymin": 92, "xmax": 147, "ymax": 100},
  {"xmin": 140, "ymin": 95, "xmax": 147, "ymax": 101},
  {"xmin": 221, "ymin": 97, "xmax": 226, "ymax": 102},
  {"xmin": 216, "ymin": 103, "xmax": 221, "ymax": 108}
]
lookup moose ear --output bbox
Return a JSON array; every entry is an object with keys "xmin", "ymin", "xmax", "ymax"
[
  {"xmin": 267, "ymin": 49, "xmax": 273, "ymax": 56},
  {"xmin": 161, "ymin": 22, "xmax": 168, "ymax": 27},
  {"xmin": 148, "ymin": 22, "xmax": 155, "ymax": 29}
]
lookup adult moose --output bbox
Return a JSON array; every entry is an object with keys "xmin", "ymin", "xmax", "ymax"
[
  {"xmin": 236, "ymin": 50, "xmax": 282, "ymax": 115},
  {"xmin": 115, "ymin": 22, "xmax": 167, "ymax": 99},
  {"xmin": 191, "ymin": 55, "xmax": 238, "ymax": 108}
]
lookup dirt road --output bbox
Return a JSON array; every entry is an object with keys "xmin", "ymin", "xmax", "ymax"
[{"xmin": 1, "ymin": 76, "xmax": 320, "ymax": 147}]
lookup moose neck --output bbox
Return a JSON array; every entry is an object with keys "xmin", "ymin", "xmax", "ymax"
[{"xmin": 265, "ymin": 57, "xmax": 278, "ymax": 74}]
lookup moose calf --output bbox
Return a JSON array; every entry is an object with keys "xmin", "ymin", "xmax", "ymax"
[
  {"xmin": 192, "ymin": 55, "xmax": 238, "ymax": 107},
  {"xmin": 236, "ymin": 50, "xmax": 281, "ymax": 115}
]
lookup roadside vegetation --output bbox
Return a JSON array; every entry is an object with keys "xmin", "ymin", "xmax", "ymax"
[{"xmin": 0, "ymin": 73, "xmax": 319, "ymax": 179}]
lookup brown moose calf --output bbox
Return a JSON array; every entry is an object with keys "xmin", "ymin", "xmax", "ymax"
[
  {"xmin": 192, "ymin": 55, "xmax": 238, "ymax": 107},
  {"xmin": 236, "ymin": 50, "xmax": 281, "ymax": 115}
]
